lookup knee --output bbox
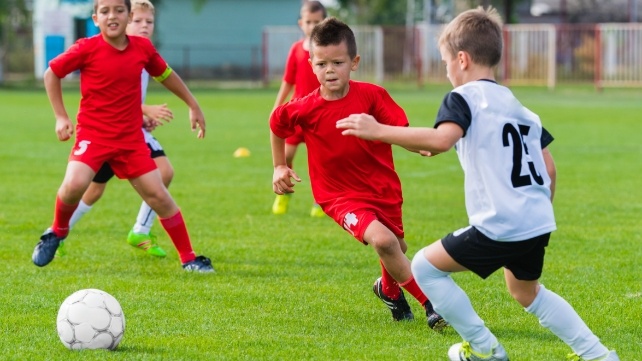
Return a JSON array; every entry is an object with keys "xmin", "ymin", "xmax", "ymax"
[
  {"xmin": 370, "ymin": 235, "xmax": 399, "ymax": 256},
  {"xmin": 508, "ymin": 284, "xmax": 539, "ymax": 308},
  {"xmin": 59, "ymin": 178, "xmax": 89, "ymax": 200},
  {"xmin": 411, "ymin": 249, "xmax": 449, "ymax": 282}
]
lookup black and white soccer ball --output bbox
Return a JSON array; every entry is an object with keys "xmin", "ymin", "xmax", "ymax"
[{"xmin": 56, "ymin": 289, "xmax": 125, "ymax": 350}]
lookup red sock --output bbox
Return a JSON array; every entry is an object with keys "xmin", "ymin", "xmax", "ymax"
[
  {"xmin": 400, "ymin": 276, "xmax": 428, "ymax": 305},
  {"xmin": 379, "ymin": 260, "xmax": 401, "ymax": 300},
  {"xmin": 159, "ymin": 210, "xmax": 195, "ymax": 264},
  {"xmin": 52, "ymin": 196, "xmax": 78, "ymax": 237}
]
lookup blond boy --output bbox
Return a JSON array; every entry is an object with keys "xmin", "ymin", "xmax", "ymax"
[{"xmin": 337, "ymin": 7, "xmax": 618, "ymax": 361}]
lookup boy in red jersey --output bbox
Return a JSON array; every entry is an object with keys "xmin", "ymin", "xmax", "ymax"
[
  {"xmin": 67, "ymin": 0, "xmax": 173, "ymax": 258},
  {"xmin": 270, "ymin": 17, "xmax": 446, "ymax": 332},
  {"xmin": 271, "ymin": 1, "xmax": 326, "ymax": 218},
  {"xmin": 32, "ymin": 0, "xmax": 213, "ymax": 273}
]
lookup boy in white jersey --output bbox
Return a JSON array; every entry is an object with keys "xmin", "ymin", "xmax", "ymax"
[{"xmin": 337, "ymin": 6, "xmax": 618, "ymax": 361}]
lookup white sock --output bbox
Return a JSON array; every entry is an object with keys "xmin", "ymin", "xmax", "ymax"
[
  {"xmin": 132, "ymin": 201, "xmax": 156, "ymax": 234},
  {"xmin": 69, "ymin": 200, "xmax": 92, "ymax": 229},
  {"xmin": 411, "ymin": 248, "xmax": 498, "ymax": 354},
  {"xmin": 525, "ymin": 285, "xmax": 609, "ymax": 360}
]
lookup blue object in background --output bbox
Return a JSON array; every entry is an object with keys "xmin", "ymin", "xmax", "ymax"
[
  {"xmin": 44, "ymin": 35, "xmax": 65, "ymax": 66},
  {"xmin": 86, "ymin": 18, "xmax": 99, "ymax": 37}
]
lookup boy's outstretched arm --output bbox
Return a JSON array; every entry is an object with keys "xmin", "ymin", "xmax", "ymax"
[
  {"xmin": 156, "ymin": 71, "xmax": 205, "ymax": 138},
  {"xmin": 43, "ymin": 67, "xmax": 73, "ymax": 141},
  {"xmin": 336, "ymin": 113, "xmax": 462, "ymax": 155},
  {"xmin": 270, "ymin": 130, "xmax": 300, "ymax": 194}
]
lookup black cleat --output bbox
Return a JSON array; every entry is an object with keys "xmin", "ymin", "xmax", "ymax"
[
  {"xmin": 373, "ymin": 277, "xmax": 414, "ymax": 321},
  {"xmin": 424, "ymin": 300, "xmax": 449, "ymax": 332},
  {"xmin": 182, "ymin": 255, "xmax": 215, "ymax": 273},
  {"xmin": 32, "ymin": 229, "xmax": 66, "ymax": 267}
]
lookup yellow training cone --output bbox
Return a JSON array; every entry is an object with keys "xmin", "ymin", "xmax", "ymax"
[{"xmin": 233, "ymin": 147, "xmax": 251, "ymax": 158}]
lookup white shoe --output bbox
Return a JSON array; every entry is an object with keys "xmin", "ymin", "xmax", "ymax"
[
  {"xmin": 448, "ymin": 341, "xmax": 509, "ymax": 361},
  {"xmin": 567, "ymin": 350, "xmax": 619, "ymax": 361}
]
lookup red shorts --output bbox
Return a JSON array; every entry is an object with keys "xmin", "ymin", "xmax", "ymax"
[
  {"xmin": 285, "ymin": 125, "xmax": 305, "ymax": 146},
  {"xmin": 68, "ymin": 138, "xmax": 157, "ymax": 179},
  {"xmin": 324, "ymin": 200, "xmax": 404, "ymax": 244}
]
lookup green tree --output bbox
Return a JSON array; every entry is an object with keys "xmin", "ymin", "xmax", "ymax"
[
  {"xmin": 333, "ymin": 0, "xmax": 527, "ymax": 25},
  {"xmin": 0, "ymin": 0, "xmax": 29, "ymax": 82},
  {"xmin": 334, "ymin": 0, "xmax": 407, "ymax": 25}
]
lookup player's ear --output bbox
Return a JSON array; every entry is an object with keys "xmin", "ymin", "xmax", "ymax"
[
  {"xmin": 457, "ymin": 51, "xmax": 470, "ymax": 70},
  {"xmin": 351, "ymin": 54, "xmax": 361, "ymax": 71},
  {"xmin": 91, "ymin": 13, "xmax": 98, "ymax": 26}
]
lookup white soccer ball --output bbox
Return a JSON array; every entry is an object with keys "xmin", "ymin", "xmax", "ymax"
[{"xmin": 56, "ymin": 289, "xmax": 125, "ymax": 350}]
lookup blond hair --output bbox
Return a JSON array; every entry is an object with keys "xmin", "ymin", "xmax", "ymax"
[
  {"xmin": 132, "ymin": 0, "xmax": 155, "ymax": 14},
  {"xmin": 438, "ymin": 6, "xmax": 503, "ymax": 67}
]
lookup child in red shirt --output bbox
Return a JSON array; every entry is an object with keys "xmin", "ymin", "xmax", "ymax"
[
  {"xmin": 32, "ymin": 0, "xmax": 213, "ymax": 273},
  {"xmin": 270, "ymin": 17, "xmax": 447, "ymax": 332},
  {"xmin": 271, "ymin": 1, "xmax": 326, "ymax": 218}
]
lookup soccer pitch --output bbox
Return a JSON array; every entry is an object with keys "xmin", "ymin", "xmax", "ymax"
[{"xmin": 0, "ymin": 85, "xmax": 639, "ymax": 360}]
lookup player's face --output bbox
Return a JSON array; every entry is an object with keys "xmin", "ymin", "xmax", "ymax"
[
  {"xmin": 92, "ymin": 0, "xmax": 131, "ymax": 43},
  {"xmin": 310, "ymin": 41, "xmax": 360, "ymax": 100},
  {"xmin": 440, "ymin": 44, "xmax": 463, "ymax": 87},
  {"xmin": 127, "ymin": 8, "xmax": 155, "ymax": 39},
  {"xmin": 299, "ymin": 10, "xmax": 325, "ymax": 38}
]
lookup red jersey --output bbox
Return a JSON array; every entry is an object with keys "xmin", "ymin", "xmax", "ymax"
[
  {"xmin": 270, "ymin": 81, "xmax": 409, "ymax": 216},
  {"xmin": 283, "ymin": 39, "xmax": 319, "ymax": 99},
  {"xmin": 49, "ymin": 35, "xmax": 168, "ymax": 149}
]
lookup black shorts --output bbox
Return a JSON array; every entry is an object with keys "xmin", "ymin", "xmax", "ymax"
[
  {"xmin": 442, "ymin": 226, "xmax": 550, "ymax": 280},
  {"xmin": 92, "ymin": 142, "xmax": 166, "ymax": 183}
]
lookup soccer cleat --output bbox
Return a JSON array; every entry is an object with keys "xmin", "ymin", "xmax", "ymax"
[
  {"xmin": 448, "ymin": 341, "xmax": 509, "ymax": 361},
  {"xmin": 567, "ymin": 351, "xmax": 620, "ymax": 361},
  {"xmin": 310, "ymin": 204, "xmax": 325, "ymax": 217},
  {"xmin": 182, "ymin": 255, "xmax": 215, "ymax": 273},
  {"xmin": 32, "ymin": 228, "xmax": 67, "ymax": 267},
  {"xmin": 424, "ymin": 300, "xmax": 449, "ymax": 332},
  {"xmin": 272, "ymin": 194, "xmax": 290, "ymax": 215},
  {"xmin": 127, "ymin": 230, "xmax": 167, "ymax": 257},
  {"xmin": 372, "ymin": 277, "xmax": 414, "ymax": 321}
]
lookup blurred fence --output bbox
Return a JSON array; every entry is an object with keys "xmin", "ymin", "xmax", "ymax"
[
  {"xmin": 3, "ymin": 23, "xmax": 642, "ymax": 89},
  {"xmin": 264, "ymin": 23, "xmax": 642, "ymax": 89}
]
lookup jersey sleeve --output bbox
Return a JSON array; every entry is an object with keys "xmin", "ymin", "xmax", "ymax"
[
  {"xmin": 371, "ymin": 86, "xmax": 408, "ymax": 127},
  {"xmin": 435, "ymin": 92, "xmax": 471, "ymax": 136},
  {"xmin": 49, "ymin": 38, "xmax": 88, "ymax": 78},
  {"xmin": 282, "ymin": 42, "xmax": 299, "ymax": 85},
  {"xmin": 269, "ymin": 102, "xmax": 298, "ymax": 139},
  {"xmin": 139, "ymin": 37, "xmax": 169, "ymax": 78},
  {"xmin": 541, "ymin": 127, "xmax": 554, "ymax": 149}
]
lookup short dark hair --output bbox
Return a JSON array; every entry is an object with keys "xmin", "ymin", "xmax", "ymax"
[
  {"xmin": 310, "ymin": 17, "xmax": 357, "ymax": 59},
  {"xmin": 94, "ymin": 0, "xmax": 132, "ymax": 13},
  {"xmin": 301, "ymin": 1, "xmax": 327, "ymax": 18}
]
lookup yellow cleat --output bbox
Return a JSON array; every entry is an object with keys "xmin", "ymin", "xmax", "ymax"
[
  {"xmin": 310, "ymin": 204, "xmax": 325, "ymax": 218},
  {"xmin": 272, "ymin": 194, "xmax": 291, "ymax": 215}
]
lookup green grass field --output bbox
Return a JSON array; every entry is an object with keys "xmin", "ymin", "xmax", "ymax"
[{"xmin": 0, "ymin": 84, "xmax": 640, "ymax": 360}]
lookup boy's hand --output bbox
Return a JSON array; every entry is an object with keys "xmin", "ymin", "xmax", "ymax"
[
  {"xmin": 273, "ymin": 165, "xmax": 301, "ymax": 194},
  {"xmin": 145, "ymin": 104, "xmax": 174, "ymax": 125},
  {"xmin": 189, "ymin": 107, "xmax": 206, "ymax": 138},
  {"xmin": 55, "ymin": 117, "xmax": 74, "ymax": 141},
  {"xmin": 142, "ymin": 116, "xmax": 162, "ymax": 132},
  {"xmin": 336, "ymin": 113, "xmax": 381, "ymax": 140}
]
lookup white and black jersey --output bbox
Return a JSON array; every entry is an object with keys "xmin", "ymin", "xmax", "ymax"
[{"xmin": 435, "ymin": 80, "xmax": 556, "ymax": 241}]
